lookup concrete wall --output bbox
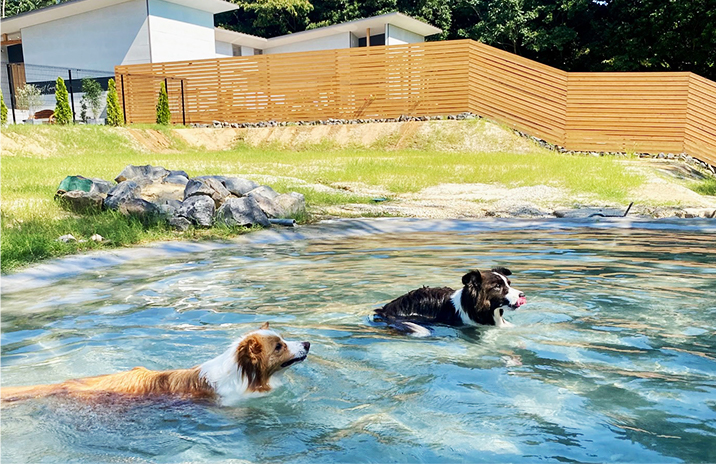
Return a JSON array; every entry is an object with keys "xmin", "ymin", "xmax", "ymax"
[
  {"xmin": 386, "ymin": 24, "xmax": 424, "ymax": 45},
  {"xmin": 215, "ymin": 42, "xmax": 256, "ymax": 57},
  {"xmin": 147, "ymin": 0, "xmax": 216, "ymax": 63},
  {"xmin": 20, "ymin": 0, "xmax": 149, "ymax": 71},
  {"xmin": 264, "ymin": 32, "xmax": 351, "ymax": 54},
  {"xmin": 215, "ymin": 41, "xmax": 233, "ymax": 57}
]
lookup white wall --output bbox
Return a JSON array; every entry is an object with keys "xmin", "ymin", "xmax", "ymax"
[
  {"xmin": 147, "ymin": 0, "xmax": 216, "ymax": 63},
  {"xmin": 264, "ymin": 32, "xmax": 351, "ymax": 55},
  {"xmin": 386, "ymin": 24, "xmax": 424, "ymax": 45},
  {"xmin": 215, "ymin": 41, "xmax": 232, "ymax": 57},
  {"xmin": 20, "ymin": 0, "xmax": 149, "ymax": 71}
]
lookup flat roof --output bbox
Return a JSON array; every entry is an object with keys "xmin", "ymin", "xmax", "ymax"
[
  {"xmin": 215, "ymin": 12, "xmax": 442, "ymax": 47},
  {"xmin": 1, "ymin": 0, "xmax": 239, "ymax": 34}
]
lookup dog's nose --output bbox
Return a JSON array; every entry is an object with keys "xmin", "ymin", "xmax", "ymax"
[
  {"xmin": 519, "ymin": 292, "xmax": 525, "ymax": 297},
  {"xmin": 302, "ymin": 342, "xmax": 310, "ymax": 351}
]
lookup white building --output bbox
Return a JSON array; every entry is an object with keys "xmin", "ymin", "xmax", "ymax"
[{"xmin": 0, "ymin": 0, "xmax": 440, "ymax": 120}]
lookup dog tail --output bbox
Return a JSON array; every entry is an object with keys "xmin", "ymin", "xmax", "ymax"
[
  {"xmin": 1, "ymin": 384, "xmax": 59, "ymax": 404},
  {"xmin": 389, "ymin": 321, "xmax": 433, "ymax": 337}
]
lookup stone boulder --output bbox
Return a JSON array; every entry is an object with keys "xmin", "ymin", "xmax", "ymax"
[
  {"xmin": 104, "ymin": 180, "xmax": 141, "ymax": 210},
  {"xmin": 184, "ymin": 177, "xmax": 231, "ymax": 206},
  {"xmin": 115, "ymin": 165, "xmax": 170, "ymax": 183},
  {"xmin": 195, "ymin": 175, "xmax": 259, "ymax": 197},
  {"xmin": 56, "ymin": 175, "xmax": 114, "ymax": 196},
  {"xmin": 273, "ymin": 192, "xmax": 306, "ymax": 218},
  {"xmin": 56, "ymin": 190, "xmax": 105, "ymax": 213},
  {"xmin": 247, "ymin": 186, "xmax": 306, "ymax": 218},
  {"xmin": 140, "ymin": 182, "xmax": 185, "ymax": 204},
  {"xmin": 118, "ymin": 198, "xmax": 161, "ymax": 220},
  {"xmin": 178, "ymin": 195, "xmax": 215, "ymax": 227},
  {"xmin": 215, "ymin": 196, "xmax": 270, "ymax": 228}
]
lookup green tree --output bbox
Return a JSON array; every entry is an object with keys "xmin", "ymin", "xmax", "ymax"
[
  {"xmin": 1, "ymin": 93, "xmax": 8, "ymax": 124},
  {"xmin": 219, "ymin": 0, "xmax": 313, "ymax": 37},
  {"xmin": 155, "ymin": 81, "xmax": 170, "ymax": 125},
  {"xmin": 54, "ymin": 77, "xmax": 73, "ymax": 124},
  {"xmin": 81, "ymin": 78, "xmax": 103, "ymax": 120},
  {"xmin": 106, "ymin": 78, "xmax": 124, "ymax": 126}
]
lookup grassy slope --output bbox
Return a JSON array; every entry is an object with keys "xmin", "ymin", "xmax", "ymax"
[{"xmin": 1, "ymin": 123, "xmax": 648, "ymax": 273}]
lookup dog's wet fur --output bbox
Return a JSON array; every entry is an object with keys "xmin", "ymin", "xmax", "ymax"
[{"xmin": 374, "ymin": 268, "xmax": 526, "ymax": 335}]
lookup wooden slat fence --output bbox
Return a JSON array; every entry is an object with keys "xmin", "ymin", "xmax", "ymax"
[{"xmin": 115, "ymin": 39, "xmax": 716, "ymax": 165}]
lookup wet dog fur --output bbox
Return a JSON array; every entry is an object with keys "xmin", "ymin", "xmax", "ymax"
[{"xmin": 1, "ymin": 323, "xmax": 310, "ymax": 407}]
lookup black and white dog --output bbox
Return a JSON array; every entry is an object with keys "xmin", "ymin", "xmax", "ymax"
[{"xmin": 374, "ymin": 268, "xmax": 526, "ymax": 335}]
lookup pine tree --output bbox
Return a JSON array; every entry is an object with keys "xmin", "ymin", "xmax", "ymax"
[
  {"xmin": 155, "ymin": 81, "xmax": 170, "ymax": 125},
  {"xmin": 54, "ymin": 77, "xmax": 73, "ymax": 125},
  {"xmin": 1, "ymin": 93, "xmax": 8, "ymax": 125},
  {"xmin": 106, "ymin": 78, "xmax": 124, "ymax": 126}
]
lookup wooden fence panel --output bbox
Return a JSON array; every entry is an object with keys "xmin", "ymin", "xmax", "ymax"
[
  {"xmin": 468, "ymin": 42, "xmax": 567, "ymax": 146},
  {"xmin": 115, "ymin": 40, "xmax": 716, "ymax": 163},
  {"xmin": 565, "ymin": 73, "xmax": 690, "ymax": 153},
  {"xmin": 685, "ymin": 74, "xmax": 716, "ymax": 166},
  {"xmin": 116, "ymin": 41, "xmax": 471, "ymax": 125}
]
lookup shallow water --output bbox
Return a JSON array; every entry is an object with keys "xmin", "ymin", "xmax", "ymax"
[{"xmin": 2, "ymin": 219, "xmax": 716, "ymax": 463}]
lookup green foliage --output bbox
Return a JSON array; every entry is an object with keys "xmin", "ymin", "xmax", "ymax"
[
  {"xmin": 15, "ymin": 84, "xmax": 41, "ymax": 113},
  {"xmin": 54, "ymin": 77, "xmax": 73, "ymax": 125},
  {"xmin": 694, "ymin": 178, "xmax": 716, "ymax": 197},
  {"xmin": 106, "ymin": 78, "xmax": 124, "ymax": 126},
  {"xmin": 1, "ymin": 93, "xmax": 8, "ymax": 124},
  {"xmin": 155, "ymin": 82, "xmax": 170, "ymax": 125},
  {"xmin": 81, "ymin": 78, "xmax": 103, "ymax": 120}
]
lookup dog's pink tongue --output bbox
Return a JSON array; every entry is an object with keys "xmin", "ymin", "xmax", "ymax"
[{"xmin": 517, "ymin": 296, "xmax": 527, "ymax": 307}]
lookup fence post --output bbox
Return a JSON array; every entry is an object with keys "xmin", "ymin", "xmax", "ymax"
[
  {"xmin": 7, "ymin": 63, "xmax": 17, "ymax": 124},
  {"xmin": 180, "ymin": 78, "xmax": 186, "ymax": 125},
  {"xmin": 120, "ymin": 74, "xmax": 127, "ymax": 125},
  {"xmin": 67, "ymin": 69, "xmax": 76, "ymax": 123}
]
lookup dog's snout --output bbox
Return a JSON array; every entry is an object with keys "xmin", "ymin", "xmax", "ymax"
[
  {"xmin": 302, "ymin": 342, "xmax": 311, "ymax": 351},
  {"xmin": 519, "ymin": 292, "xmax": 525, "ymax": 298}
]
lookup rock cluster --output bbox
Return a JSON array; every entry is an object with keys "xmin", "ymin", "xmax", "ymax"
[
  {"xmin": 189, "ymin": 112, "xmax": 480, "ymax": 129},
  {"xmin": 55, "ymin": 165, "xmax": 306, "ymax": 231}
]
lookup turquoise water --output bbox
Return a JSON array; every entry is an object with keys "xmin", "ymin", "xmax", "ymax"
[{"xmin": 2, "ymin": 219, "xmax": 716, "ymax": 463}]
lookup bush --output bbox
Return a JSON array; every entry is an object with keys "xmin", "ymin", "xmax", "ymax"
[
  {"xmin": 155, "ymin": 81, "xmax": 170, "ymax": 125},
  {"xmin": 1, "ymin": 93, "xmax": 7, "ymax": 124},
  {"xmin": 54, "ymin": 77, "xmax": 73, "ymax": 125},
  {"xmin": 15, "ymin": 84, "xmax": 41, "ymax": 115},
  {"xmin": 106, "ymin": 78, "xmax": 123, "ymax": 126},
  {"xmin": 81, "ymin": 78, "xmax": 103, "ymax": 120}
]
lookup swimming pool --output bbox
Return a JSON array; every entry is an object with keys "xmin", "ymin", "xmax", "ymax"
[{"xmin": 2, "ymin": 219, "xmax": 715, "ymax": 463}]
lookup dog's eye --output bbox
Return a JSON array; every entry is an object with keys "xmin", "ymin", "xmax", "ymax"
[{"xmin": 275, "ymin": 343, "xmax": 283, "ymax": 352}]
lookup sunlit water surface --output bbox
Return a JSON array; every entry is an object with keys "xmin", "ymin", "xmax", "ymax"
[{"xmin": 2, "ymin": 219, "xmax": 716, "ymax": 463}]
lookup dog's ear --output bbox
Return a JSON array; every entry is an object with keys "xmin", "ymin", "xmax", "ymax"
[
  {"xmin": 462, "ymin": 270, "xmax": 482, "ymax": 287},
  {"xmin": 260, "ymin": 321, "xmax": 270, "ymax": 330},
  {"xmin": 492, "ymin": 267, "xmax": 512, "ymax": 277},
  {"xmin": 237, "ymin": 335, "xmax": 266, "ymax": 389}
]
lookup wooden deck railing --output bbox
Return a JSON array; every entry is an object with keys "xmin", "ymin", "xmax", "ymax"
[{"xmin": 115, "ymin": 40, "xmax": 716, "ymax": 165}]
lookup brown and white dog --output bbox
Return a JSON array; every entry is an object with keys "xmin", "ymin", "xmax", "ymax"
[
  {"xmin": 1, "ymin": 323, "xmax": 310, "ymax": 407},
  {"xmin": 374, "ymin": 268, "xmax": 527, "ymax": 335}
]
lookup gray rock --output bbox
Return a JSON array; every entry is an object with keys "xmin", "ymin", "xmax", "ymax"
[
  {"xmin": 156, "ymin": 199, "xmax": 183, "ymax": 217},
  {"xmin": 215, "ymin": 196, "xmax": 270, "ymax": 228},
  {"xmin": 56, "ymin": 190, "xmax": 105, "ymax": 213},
  {"xmin": 272, "ymin": 192, "xmax": 306, "ymax": 218},
  {"xmin": 88, "ymin": 178, "xmax": 115, "ymax": 195},
  {"xmin": 118, "ymin": 198, "xmax": 161, "ymax": 219},
  {"xmin": 115, "ymin": 165, "xmax": 170, "ymax": 183},
  {"xmin": 247, "ymin": 185, "xmax": 280, "ymax": 200},
  {"xmin": 221, "ymin": 177, "xmax": 259, "ymax": 196},
  {"xmin": 168, "ymin": 170, "xmax": 190, "ymax": 179},
  {"xmin": 164, "ymin": 174, "xmax": 190, "ymax": 186},
  {"xmin": 184, "ymin": 177, "xmax": 231, "ymax": 206},
  {"xmin": 246, "ymin": 185, "xmax": 283, "ymax": 217},
  {"xmin": 104, "ymin": 180, "xmax": 141, "ymax": 210},
  {"xmin": 168, "ymin": 215, "xmax": 192, "ymax": 231},
  {"xmin": 140, "ymin": 182, "xmax": 185, "ymax": 204},
  {"xmin": 178, "ymin": 195, "xmax": 215, "ymax": 227}
]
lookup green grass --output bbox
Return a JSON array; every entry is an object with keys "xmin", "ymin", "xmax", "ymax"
[
  {"xmin": 694, "ymin": 178, "xmax": 716, "ymax": 196},
  {"xmin": 1, "ymin": 124, "xmax": 646, "ymax": 273}
]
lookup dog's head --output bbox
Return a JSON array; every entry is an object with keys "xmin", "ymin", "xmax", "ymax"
[
  {"xmin": 200, "ymin": 323, "xmax": 310, "ymax": 401},
  {"xmin": 462, "ymin": 267, "xmax": 526, "ymax": 312},
  {"xmin": 236, "ymin": 322, "xmax": 310, "ymax": 391}
]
